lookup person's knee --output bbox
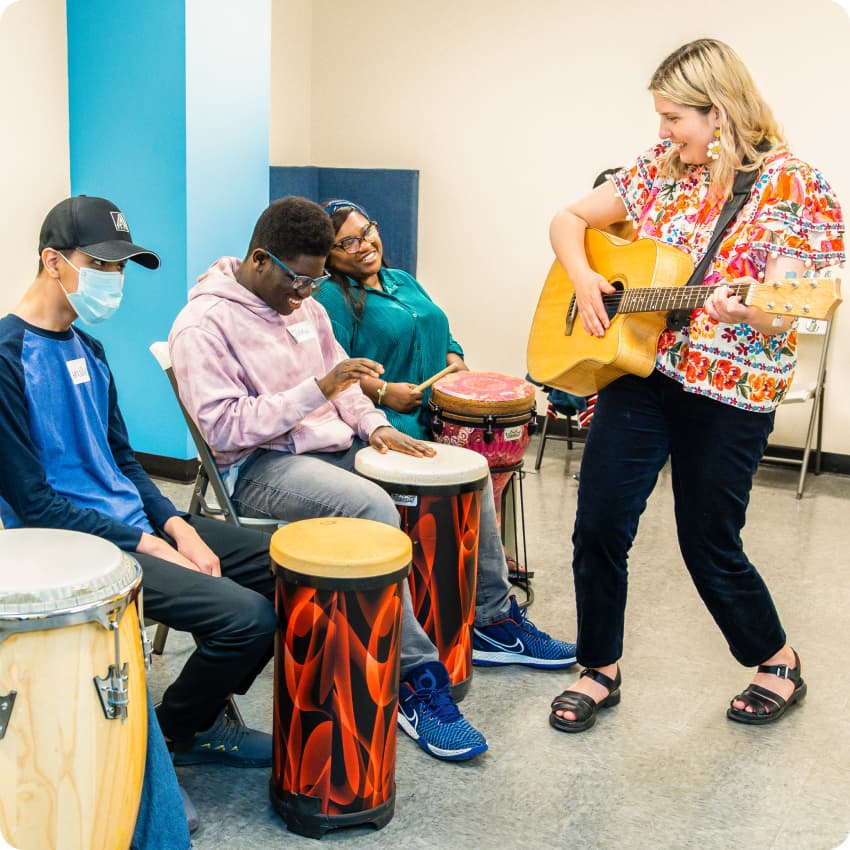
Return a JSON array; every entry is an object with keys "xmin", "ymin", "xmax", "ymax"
[
  {"xmin": 209, "ymin": 591, "xmax": 276, "ymax": 649},
  {"xmin": 351, "ymin": 483, "xmax": 400, "ymax": 527}
]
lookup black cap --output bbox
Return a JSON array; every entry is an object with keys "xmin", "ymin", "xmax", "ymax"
[{"xmin": 38, "ymin": 196, "xmax": 160, "ymax": 269}]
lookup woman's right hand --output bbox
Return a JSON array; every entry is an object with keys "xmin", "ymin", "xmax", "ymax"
[
  {"xmin": 573, "ymin": 269, "xmax": 616, "ymax": 338},
  {"xmin": 382, "ymin": 382, "xmax": 424, "ymax": 413}
]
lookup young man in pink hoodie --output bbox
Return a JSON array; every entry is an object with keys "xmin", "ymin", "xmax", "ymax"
[{"xmin": 169, "ymin": 197, "xmax": 576, "ymax": 761}]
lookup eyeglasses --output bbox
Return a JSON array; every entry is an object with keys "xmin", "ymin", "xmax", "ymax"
[
  {"xmin": 265, "ymin": 251, "xmax": 330, "ymax": 296},
  {"xmin": 332, "ymin": 221, "xmax": 379, "ymax": 254}
]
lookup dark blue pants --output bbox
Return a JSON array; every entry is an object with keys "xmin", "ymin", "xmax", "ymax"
[
  {"xmin": 130, "ymin": 516, "xmax": 276, "ymax": 742},
  {"xmin": 572, "ymin": 370, "xmax": 786, "ymax": 669}
]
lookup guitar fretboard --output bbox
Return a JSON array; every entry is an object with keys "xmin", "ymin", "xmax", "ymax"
[{"xmin": 616, "ymin": 283, "xmax": 753, "ymax": 313}]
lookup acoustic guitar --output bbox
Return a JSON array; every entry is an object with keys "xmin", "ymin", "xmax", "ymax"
[{"xmin": 527, "ymin": 228, "xmax": 843, "ymax": 397}]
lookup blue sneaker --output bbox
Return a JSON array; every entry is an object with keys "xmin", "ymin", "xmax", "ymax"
[
  {"xmin": 472, "ymin": 596, "xmax": 577, "ymax": 669},
  {"xmin": 171, "ymin": 706, "xmax": 272, "ymax": 767},
  {"xmin": 397, "ymin": 661, "xmax": 488, "ymax": 761}
]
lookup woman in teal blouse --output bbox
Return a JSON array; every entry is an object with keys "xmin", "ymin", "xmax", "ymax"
[{"xmin": 315, "ymin": 199, "xmax": 468, "ymax": 439}]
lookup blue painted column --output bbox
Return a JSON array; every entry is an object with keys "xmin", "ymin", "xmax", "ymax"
[{"xmin": 66, "ymin": 0, "xmax": 270, "ymax": 462}]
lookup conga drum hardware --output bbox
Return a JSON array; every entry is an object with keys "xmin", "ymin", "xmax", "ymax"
[
  {"xmin": 0, "ymin": 691, "xmax": 15, "ymax": 740},
  {"xmin": 0, "ymin": 565, "xmax": 140, "ymax": 725},
  {"xmin": 0, "ymin": 528, "xmax": 147, "ymax": 850}
]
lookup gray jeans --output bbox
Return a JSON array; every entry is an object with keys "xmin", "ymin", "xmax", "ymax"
[{"xmin": 233, "ymin": 440, "xmax": 512, "ymax": 674}]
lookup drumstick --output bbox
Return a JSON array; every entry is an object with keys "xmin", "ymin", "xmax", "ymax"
[{"xmin": 413, "ymin": 363, "xmax": 460, "ymax": 393}]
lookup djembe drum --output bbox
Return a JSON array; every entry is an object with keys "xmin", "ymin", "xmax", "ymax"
[
  {"xmin": 428, "ymin": 371, "xmax": 537, "ymax": 529},
  {"xmin": 0, "ymin": 529, "xmax": 147, "ymax": 850},
  {"xmin": 269, "ymin": 518, "xmax": 411, "ymax": 838},
  {"xmin": 354, "ymin": 442, "xmax": 489, "ymax": 700}
]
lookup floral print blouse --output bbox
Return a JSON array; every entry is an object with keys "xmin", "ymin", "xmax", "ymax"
[{"xmin": 612, "ymin": 142, "xmax": 845, "ymax": 412}]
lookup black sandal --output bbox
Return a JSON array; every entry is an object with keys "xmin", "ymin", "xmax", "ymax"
[
  {"xmin": 549, "ymin": 667, "xmax": 621, "ymax": 733},
  {"xmin": 727, "ymin": 649, "xmax": 807, "ymax": 726}
]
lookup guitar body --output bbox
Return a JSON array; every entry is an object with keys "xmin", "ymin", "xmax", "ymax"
[{"xmin": 527, "ymin": 229, "xmax": 695, "ymax": 396}]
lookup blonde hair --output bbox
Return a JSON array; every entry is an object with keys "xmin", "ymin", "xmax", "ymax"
[{"xmin": 649, "ymin": 39, "xmax": 785, "ymax": 197}]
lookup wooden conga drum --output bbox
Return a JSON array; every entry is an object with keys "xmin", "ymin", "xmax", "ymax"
[
  {"xmin": 428, "ymin": 371, "xmax": 537, "ymax": 530},
  {"xmin": 0, "ymin": 529, "xmax": 147, "ymax": 850},
  {"xmin": 269, "ymin": 518, "xmax": 411, "ymax": 838},
  {"xmin": 354, "ymin": 442, "xmax": 489, "ymax": 700}
]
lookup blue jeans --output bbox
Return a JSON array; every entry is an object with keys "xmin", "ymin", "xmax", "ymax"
[
  {"xmin": 573, "ymin": 370, "xmax": 785, "ymax": 669},
  {"xmin": 132, "ymin": 690, "xmax": 190, "ymax": 850},
  {"xmin": 233, "ymin": 440, "xmax": 512, "ymax": 674}
]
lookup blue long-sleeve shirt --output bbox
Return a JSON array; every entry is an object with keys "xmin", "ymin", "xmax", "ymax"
[{"xmin": 0, "ymin": 314, "xmax": 179, "ymax": 550}]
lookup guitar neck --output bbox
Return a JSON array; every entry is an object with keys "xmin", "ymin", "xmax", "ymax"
[{"xmin": 618, "ymin": 282, "xmax": 751, "ymax": 314}]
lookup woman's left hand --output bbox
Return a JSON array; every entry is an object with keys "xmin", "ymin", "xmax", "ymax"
[
  {"xmin": 703, "ymin": 283, "xmax": 753, "ymax": 324},
  {"xmin": 704, "ymin": 281, "xmax": 791, "ymax": 335},
  {"xmin": 370, "ymin": 426, "xmax": 436, "ymax": 457}
]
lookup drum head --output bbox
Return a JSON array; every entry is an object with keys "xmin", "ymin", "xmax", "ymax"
[
  {"xmin": 430, "ymin": 371, "xmax": 535, "ymax": 416},
  {"xmin": 0, "ymin": 529, "xmax": 140, "ymax": 617},
  {"xmin": 270, "ymin": 517, "xmax": 412, "ymax": 590},
  {"xmin": 354, "ymin": 442, "xmax": 489, "ymax": 487}
]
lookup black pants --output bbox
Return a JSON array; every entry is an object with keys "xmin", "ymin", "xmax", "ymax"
[
  {"xmin": 573, "ymin": 370, "xmax": 785, "ymax": 669},
  {"xmin": 129, "ymin": 515, "xmax": 276, "ymax": 742}
]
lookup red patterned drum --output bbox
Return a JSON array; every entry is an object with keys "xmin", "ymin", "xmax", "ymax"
[
  {"xmin": 269, "ymin": 518, "xmax": 411, "ymax": 838},
  {"xmin": 354, "ymin": 443, "xmax": 489, "ymax": 700},
  {"xmin": 429, "ymin": 371, "xmax": 537, "ymax": 527}
]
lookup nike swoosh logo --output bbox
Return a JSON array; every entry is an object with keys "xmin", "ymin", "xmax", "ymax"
[
  {"xmin": 399, "ymin": 706, "xmax": 419, "ymax": 729},
  {"xmin": 475, "ymin": 632, "xmax": 525, "ymax": 653}
]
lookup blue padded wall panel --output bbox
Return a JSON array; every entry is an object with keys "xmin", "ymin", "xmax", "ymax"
[{"xmin": 269, "ymin": 166, "xmax": 419, "ymax": 275}]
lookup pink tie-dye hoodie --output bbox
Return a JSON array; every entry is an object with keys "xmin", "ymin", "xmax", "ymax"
[{"xmin": 168, "ymin": 257, "xmax": 388, "ymax": 469}]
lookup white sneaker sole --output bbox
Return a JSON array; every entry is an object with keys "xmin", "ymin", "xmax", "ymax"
[
  {"xmin": 396, "ymin": 713, "xmax": 487, "ymax": 760},
  {"xmin": 472, "ymin": 648, "xmax": 577, "ymax": 668}
]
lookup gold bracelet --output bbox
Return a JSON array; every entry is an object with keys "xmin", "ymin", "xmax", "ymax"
[{"xmin": 376, "ymin": 381, "xmax": 388, "ymax": 405}]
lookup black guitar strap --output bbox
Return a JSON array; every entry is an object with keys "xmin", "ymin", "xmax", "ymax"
[{"xmin": 665, "ymin": 163, "xmax": 762, "ymax": 331}]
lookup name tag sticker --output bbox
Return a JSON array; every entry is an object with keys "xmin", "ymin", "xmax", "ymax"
[
  {"xmin": 287, "ymin": 322, "xmax": 317, "ymax": 344},
  {"xmin": 66, "ymin": 357, "xmax": 90, "ymax": 385}
]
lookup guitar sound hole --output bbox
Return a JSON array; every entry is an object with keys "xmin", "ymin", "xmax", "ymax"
[{"xmin": 605, "ymin": 281, "xmax": 625, "ymax": 321}]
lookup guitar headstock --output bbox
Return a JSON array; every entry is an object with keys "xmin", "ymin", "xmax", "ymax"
[{"xmin": 747, "ymin": 268, "xmax": 843, "ymax": 321}]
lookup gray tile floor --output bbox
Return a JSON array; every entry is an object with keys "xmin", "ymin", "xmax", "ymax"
[{"xmin": 151, "ymin": 439, "xmax": 850, "ymax": 850}]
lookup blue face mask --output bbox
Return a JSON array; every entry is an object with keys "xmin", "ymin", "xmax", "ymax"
[{"xmin": 57, "ymin": 254, "xmax": 124, "ymax": 325}]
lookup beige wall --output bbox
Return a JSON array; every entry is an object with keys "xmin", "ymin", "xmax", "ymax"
[
  {"xmin": 3, "ymin": 2, "xmax": 847, "ymax": 453},
  {"xmin": 269, "ymin": 0, "xmax": 312, "ymax": 163},
  {"xmin": 1, "ymin": 0, "xmax": 70, "ymax": 314},
  {"xmin": 272, "ymin": 0, "xmax": 850, "ymax": 454}
]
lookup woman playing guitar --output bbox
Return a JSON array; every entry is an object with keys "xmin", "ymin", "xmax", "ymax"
[{"xmin": 547, "ymin": 38, "xmax": 845, "ymax": 732}]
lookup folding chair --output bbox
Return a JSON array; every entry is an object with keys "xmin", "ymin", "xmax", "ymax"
[
  {"xmin": 761, "ymin": 319, "xmax": 834, "ymax": 499},
  {"xmin": 149, "ymin": 342, "xmax": 281, "ymax": 532}
]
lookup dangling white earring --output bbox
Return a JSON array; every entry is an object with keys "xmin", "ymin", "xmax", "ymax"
[{"xmin": 707, "ymin": 128, "xmax": 721, "ymax": 160}]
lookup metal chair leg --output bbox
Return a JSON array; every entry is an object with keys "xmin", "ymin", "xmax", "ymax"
[
  {"xmin": 152, "ymin": 623, "xmax": 170, "ymax": 655},
  {"xmin": 534, "ymin": 414, "xmax": 551, "ymax": 470}
]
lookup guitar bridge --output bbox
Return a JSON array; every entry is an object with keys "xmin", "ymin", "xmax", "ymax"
[{"xmin": 565, "ymin": 296, "xmax": 578, "ymax": 336}]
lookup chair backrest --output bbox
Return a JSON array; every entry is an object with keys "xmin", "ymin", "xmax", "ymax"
[{"xmin": 149, "ymin": 342, "xmax": 279, "ymax": 531}]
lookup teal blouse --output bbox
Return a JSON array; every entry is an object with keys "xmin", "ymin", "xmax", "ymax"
[{"xmin": 314, "ymin": 267, "xmax": 463, "ymax": 439}]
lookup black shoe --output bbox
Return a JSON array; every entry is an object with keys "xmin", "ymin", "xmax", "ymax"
[{"xmin": 171, "ymin": 707, "xmax": 272, "ymax": 767}]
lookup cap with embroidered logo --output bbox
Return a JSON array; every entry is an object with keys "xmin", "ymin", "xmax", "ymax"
[{"xmin": 39, "ymin": 196, "xmax": 160, "ymax": 269}]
